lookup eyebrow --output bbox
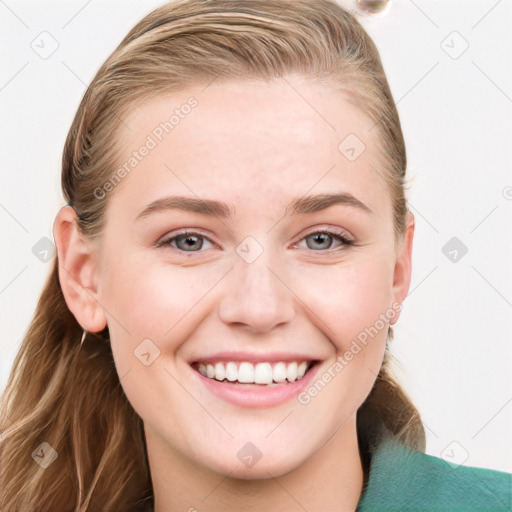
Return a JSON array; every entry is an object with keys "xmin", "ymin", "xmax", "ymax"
[{"xmin": 135, "ymin": 192, "xmax": 372, "ymax": 221}]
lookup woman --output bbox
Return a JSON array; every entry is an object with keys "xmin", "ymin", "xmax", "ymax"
[{"xmin": 1, "ymin": 0, "xmax": 510, "ymax": 510}]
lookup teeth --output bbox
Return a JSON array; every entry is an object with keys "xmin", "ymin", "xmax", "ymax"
[
  {"xmin": 272, "ymin": 362, "xmax": 287, "ymax": 383},
  {"xmin": 238, "ymin": 362, "xmax": 255, "ymax": 383},
  {"xmin": 254, "ymin": 362, "xmax": 273, "ymax": 384},
  {"xmin": 286, "ymin": 361, "xmax": 298, "ymax": 382},
  {"xmin": 196, "ymin": 361, "xmax": 312, "ymax": 385},
  {"xmin": 226, "ymin": 362, "xmax": 237, "ymax": 382},
  {"xmin": 214, "ymin": 362, "xmax": 225, "ymax": 381},
  {"xmin": 297, "ymin": 361, "xmax": 308, "ymax": 379}
]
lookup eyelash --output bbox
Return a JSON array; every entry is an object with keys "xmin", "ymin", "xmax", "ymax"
[{"xmin": 156, "ymin": 228, "xmax": 354, "ymax": 255}]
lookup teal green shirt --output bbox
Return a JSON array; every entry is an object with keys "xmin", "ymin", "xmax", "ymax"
[{"xmin": 356, "ymin": 436, "xmax": 512, "ymax": 511}]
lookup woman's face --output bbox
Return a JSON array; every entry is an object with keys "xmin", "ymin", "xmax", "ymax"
[{"xmin": 88, "ymin": 76, "xmax": 412, "ymax": 478}]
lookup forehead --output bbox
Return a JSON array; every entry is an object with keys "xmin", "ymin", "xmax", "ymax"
[{"xmin": 110, "ymin": 76, "xmax": 390, "ymax": 219}]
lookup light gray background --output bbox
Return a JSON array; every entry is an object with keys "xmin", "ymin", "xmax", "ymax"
[{"xmin": 1, "ymin": 0, "xmax": 511, "ymax": 472}]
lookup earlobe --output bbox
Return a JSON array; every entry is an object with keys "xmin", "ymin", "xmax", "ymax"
[
  {"xmin": 52, "ymin": 205, "xmax": 107, "ymax": 333},
  {"xmin": 390, "ymin": 211, "xmax": 415, "ymax": 325}
]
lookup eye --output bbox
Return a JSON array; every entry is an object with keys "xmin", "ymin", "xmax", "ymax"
[
  {"xmin": 156, "ymin": 230, "xmax": 214, "ymax": 252},
  {"xmin": 294, "ymin": 228, "xmax": 354, "ymax": 251},
  {"xmin": 156, "ymin": 227, "xmax": 353, "ymax": 254}
]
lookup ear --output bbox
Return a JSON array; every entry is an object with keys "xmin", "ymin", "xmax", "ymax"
[
  {"xmin": 52, "ymin": 205, "xmax": 107, "ymax": 333},
  {"xmin": 390, "ymin": 211, "xmax": 415, "ymax": 325}
]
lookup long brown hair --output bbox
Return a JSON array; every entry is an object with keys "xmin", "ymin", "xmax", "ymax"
[{"xmin": 0, "ymin": 1, "xmax": 425, "ymax": 510}]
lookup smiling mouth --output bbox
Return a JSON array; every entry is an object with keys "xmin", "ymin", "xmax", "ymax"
[{"xmin": 191, "ymin": 360, "xmax": 318, "ymax": 386}]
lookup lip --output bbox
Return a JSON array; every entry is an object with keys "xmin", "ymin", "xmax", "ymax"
[
  {"xmin": 189, "ymin": 351, "xmax": 319, "ymax": 365},
  {"xmin": 190, "ymin": 358, "xmax": 321, "ymax": 409}
]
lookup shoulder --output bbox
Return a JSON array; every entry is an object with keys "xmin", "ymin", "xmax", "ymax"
[{"xmin": 357, "ymin": 435, "xmax": 512, "ymax": 512}]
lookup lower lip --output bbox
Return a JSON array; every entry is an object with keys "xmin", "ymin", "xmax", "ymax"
[{"xmin": 191, "ymin": 363, "xmax": 321, "ymax": 408}]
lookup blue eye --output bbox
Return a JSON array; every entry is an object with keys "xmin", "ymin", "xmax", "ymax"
[
  {"xmin": 297, "ymin": 230, "xmax": 353, "ymax": 251},
  {"xmin": 157, "ymin": 228, "xmax": 353, "ymax": 254},
  {"xmin": 157, "ymin": 231, "xmax": 214, "ymax": 252}
]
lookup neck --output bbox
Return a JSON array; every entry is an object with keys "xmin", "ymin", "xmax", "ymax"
[{"xmin": 147, "ymin": 415, "xmax": 364, "ymax": 512}]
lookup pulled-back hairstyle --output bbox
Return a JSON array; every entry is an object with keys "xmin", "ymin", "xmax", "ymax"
[{"xmin": 0, "ymin": 1, "xmax": 425, "ymax": 510}]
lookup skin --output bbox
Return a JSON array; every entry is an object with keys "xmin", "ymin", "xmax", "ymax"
[{"xmin": 54, "ymin": 75, "xmax": 414, "ymax": 511}]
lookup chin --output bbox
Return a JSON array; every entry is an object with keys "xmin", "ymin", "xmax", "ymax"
[{"xmin": 209, "ymin": 455, "xmax": 302, "ymax": 480}]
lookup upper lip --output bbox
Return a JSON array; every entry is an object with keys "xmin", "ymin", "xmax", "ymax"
[{"xmin": 190, "ymin": 351, "xmax": 320, "ymax": 364}]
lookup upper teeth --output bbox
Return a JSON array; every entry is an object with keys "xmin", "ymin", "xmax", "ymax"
[{"xmin": 197, "ymin": 361, "xmax": 310, "ymax": 385}]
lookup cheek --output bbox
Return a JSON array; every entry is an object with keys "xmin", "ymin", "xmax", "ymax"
[
  {"xmin": 292, "ymin": 254, "xmax": 395, "ymax": 350},
  {"xmin": 294, "ymin": 257, "xmax": 393, "ymax": 420},
  {"xmin": 98, "ymin": 252, "xmax": 224, "ymax": 352}
]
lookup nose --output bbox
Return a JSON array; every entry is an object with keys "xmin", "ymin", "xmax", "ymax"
[{"xmin": 218, "ymin": 249, "xmax": 296, "ymax": 333}]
